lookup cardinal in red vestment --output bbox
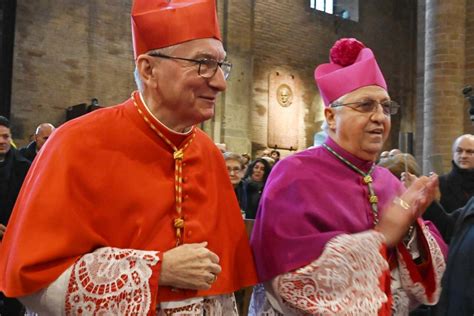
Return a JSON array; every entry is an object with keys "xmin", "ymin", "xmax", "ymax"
[{"xmin": 0, "ymin": 1, "xmax": 257, "ymax": 315}]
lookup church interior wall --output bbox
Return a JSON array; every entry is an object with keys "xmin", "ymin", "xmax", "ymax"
[
  {"xmin": 10, "ymin": 0, "xmax": 418, "ymax": 157},
  {"xmin": 225, "ymin": 0, "xmax": 418, "ymax": 157},
  {"xmin": 417, "ymin": 0, "xmax": 474, "ymax": 173},
  {"xmin": 465, "ymin": 0, "xmax": 474, "ymax": 133},
  {"xmin": 10, "ymin": 0, "xmax": 135, "ymax": 145}
]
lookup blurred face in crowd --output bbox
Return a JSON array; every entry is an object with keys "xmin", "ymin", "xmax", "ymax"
[
  {"xmin": 251, "ymin": 162, "xmax": 265, "ymax": 182},
  {"xmin": 261, "ymin": 149, "xmax": 271, "ymax": 157},
  {"xmin": 35, "ymin": 124, "xmax": 55, "ymax": 151},
  {"xmin": 271, "ymin": 151, "xmax": 280, "ymax": 161},
  {"xmin": 453, "ymin": 135, "xmax": 474, "ymax": 170},
  {"xmin": 325, "ymin": 85, "xmax": 391, "ymax": 161},
  {"xmin": 226, "ymin": 159, "xmax": 243, "ymax": 186},
  {"xmin": 389, "ymin": 148, "xmax": 401, "ymax": 157},
  {"xmin": 0, "ymin": 126, "xmax": 12, "ymax": 159}
]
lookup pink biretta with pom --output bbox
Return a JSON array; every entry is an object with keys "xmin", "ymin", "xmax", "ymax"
[{"xmin": 314, "ymin": 38, "xmax": 387, "ymax": 106}]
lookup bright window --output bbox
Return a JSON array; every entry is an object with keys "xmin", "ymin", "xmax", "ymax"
[{"xmin": 310, "ymin": 0, "xmax": 359, "ymax": 22}]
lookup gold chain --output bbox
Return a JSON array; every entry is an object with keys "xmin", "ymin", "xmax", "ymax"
[{"xmin": 322, "ymin": 143, "xmax": 379, "ymax": 225}]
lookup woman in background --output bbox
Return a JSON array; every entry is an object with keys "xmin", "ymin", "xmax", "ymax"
[{"xmin": 242, "ymin": 158, "xmax": 272, "ymax": 219}]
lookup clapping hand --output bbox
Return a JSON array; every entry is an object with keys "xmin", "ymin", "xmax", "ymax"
[{"xmin": 376, "ymin": 174, "xmax": 438, "ymax": 247}]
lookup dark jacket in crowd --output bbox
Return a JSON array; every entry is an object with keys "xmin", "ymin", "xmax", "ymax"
[
  {"xmin": 423, "ymin": 162, "xmax": 474, "ymax": 244},
  {"xmin": 243, "ymin": 179, "xmax": 264, "ymax": 219},
  {"xmin": 439, "ymin": 161, "xmax": 474, "ymax": 213},
  {"xmin": 19, "ymin": 141, "xmax": 37, "ymax": 162},
  {"xmin": 0, "ymin": 148, "xmax": 30, "ymax": 226},
  {"xmin": 241, "ymin": 158, "xmax": 272, "ymax": 219},
  {"xmin": 434, "ymin": 197, "xmax": 474, "ymax": 316},
  {"xmin": 423, "ymin": 201, "xmax": 457, "ymax": 243},
  {"xmin": 234, "ymin": 181, "xmax": 247, "ymax": 213}
]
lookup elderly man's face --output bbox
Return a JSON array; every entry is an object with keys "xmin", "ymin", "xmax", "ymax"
[
  {"xmin": 35, "ymin": 125, "xmax": 55, "ymax": 151},
  {"xmin": 0, "ymin": 126, "xmax": 12, "ymax": 157},
  {"xmin": 153, "ymin": 38, "xmax": 227, "ymax": 127},
  {"xmin": 326, "ymin": 85, "xmax": 391, "ymax": 161},
  {"xmin": 453, "ymin": 136, "xmax": 474, "ymax": 169}
]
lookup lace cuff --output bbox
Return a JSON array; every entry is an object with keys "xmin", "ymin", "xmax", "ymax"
[
  {"xmin": 20, "ymin": 247, "xmax": 161, "ymax": 315},
  {"xmin": 275, "ymin": 231, "xmax": 390, "ymax": 315},
  {"xmin": 65, "ymin": 247, "xmax": 161, "ymax": 315},
  {"xmin": 397, "ymin": 222, "xmax": 446, "ymax": 306},
  {"xmin": 158, "ymin": 294, "xmax": 238, "ymax": 315}
]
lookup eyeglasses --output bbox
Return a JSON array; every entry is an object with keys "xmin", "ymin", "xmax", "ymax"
[
  {"xmin": 227, "ymin": 166, "xmax": 242, "ymax": 174},
  {"xmin": 330, "ymin": 99, "xmax": 400, "ymax": 116},
  {"xmin": 148, "ymin": 52, "xmax": 232, "ymax": 80}
]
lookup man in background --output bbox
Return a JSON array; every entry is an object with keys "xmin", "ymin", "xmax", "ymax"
[
  {"xmin": 270, "ymin": 149, "xmax": 280, "ymax": 163},
  {"xmin": 439, "ymin": 134, "xmax": 474, "ymax": 213},
  {"xmin": 0, "ymin": 116, "xmax": 30, "ymax": 315},
  {"xmin": 19, "ymin": 123, "xmax": 55, "ymax": 162}
]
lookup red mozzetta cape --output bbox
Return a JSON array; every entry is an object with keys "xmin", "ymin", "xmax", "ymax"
[{"xmin": 0, "ymin": 92, "xmax": 257, "ymax": 303}]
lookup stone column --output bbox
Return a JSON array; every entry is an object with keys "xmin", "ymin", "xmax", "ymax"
[
  {"xmin": 215, "ymin": 0, "xmax": 253, "ymax": 154},
  {"xmin": 415, "ymin": 0, "xmax": 425, "ymax": 161},
  {"xmin": 423, "ymin": 0, "xmax": 465, "ymax": 173}
]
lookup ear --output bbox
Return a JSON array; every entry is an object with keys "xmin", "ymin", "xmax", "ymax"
[
  {"xmin": 136, "ymin": 55, "xmax": 158, "ymax": 89},
  {"xmin": 324, "ymin": 107, "xmax": 336, "ymax": 130}
]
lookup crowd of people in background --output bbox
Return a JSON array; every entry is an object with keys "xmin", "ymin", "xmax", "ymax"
[
  {"xmin": 0, "ymin": 117, "xmax": 56, "ymax": 315},
  {"xmin": 223, "ymin": 148, "xmax": 280, "ymax": 220}
]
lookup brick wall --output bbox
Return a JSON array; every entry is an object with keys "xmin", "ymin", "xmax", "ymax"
[
  {"xmin": 416, "ymin": 0, "xmax": 425, "ymax": 165},
  {"xmin": 465, "ymin": 0, "xmax": 474, "ymax": 134},
  {"xmin": 10, "ymin": 0, "xmax": 417, "ymax": 154},
  {"xmin": 10, "ymin": 0, "xmax": 134, "ymax": 144},
  {"xmin": 236, "ymin": 0, "xmax": 418, "ymax": 155},
  {"xmin": 422, "ymin": 0, "xmax": 469, "ymax": 173}
]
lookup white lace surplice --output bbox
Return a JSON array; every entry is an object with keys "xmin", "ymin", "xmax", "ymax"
[
  {"xmin": 250, "ymin": 224, "xmax": 445, "ymax": 316},
  {"xmin": 20, "ymin": 247, "xmax": 238, "ymax": 316}
]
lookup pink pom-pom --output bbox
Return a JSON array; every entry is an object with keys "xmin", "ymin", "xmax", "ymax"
[{"xmin": 329, "ymin": 38, "xmax": 366, "ymax": 67}]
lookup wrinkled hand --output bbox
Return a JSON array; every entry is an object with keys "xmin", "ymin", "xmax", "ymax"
[
  {"xmin": 159, "ymin": 242, "xmax": 221, "ymax": 290},
  {"xmin": 376, "ymin": 174, "xmax": 438, "ymax": 247},
  {"xmin": 0, "ymin": 224, "xmax": 5, "ymax": 239}
]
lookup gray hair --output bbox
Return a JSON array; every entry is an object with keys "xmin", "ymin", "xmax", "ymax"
[
  {"xmin": 134, "ymin": 44, "xmax": 181, "ymax": 92},
  {"xmin": 35, "ymin": 123, "xmax": 55, "ymax": 135},
  {"xmin": 223, "ymin": 152, "xmax": 245, "ymax": 169}
]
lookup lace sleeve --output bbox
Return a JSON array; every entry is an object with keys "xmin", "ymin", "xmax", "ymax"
[
  {"xmin": 275, "ymin": 231, "xmax": 390, "ymax": 315},
  {"xmin": 20, "ymin": 247, "xmax": 162, "ymax": 316},
  {"xmin": 397, "ymin": 222, "xmax": 446, "ymax": 306}
]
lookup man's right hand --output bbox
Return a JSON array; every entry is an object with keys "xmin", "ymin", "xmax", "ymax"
[
  {"xmin": 0, "ymin": 224, "xmax": 6, "ymax": 239},
  {"xmin": 376, "ymin": 174, "xmax": 438, "ymax": 247},
  {"xmin": 159, "ymin": 242, "xmax": 222, "ymax": 290}
]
